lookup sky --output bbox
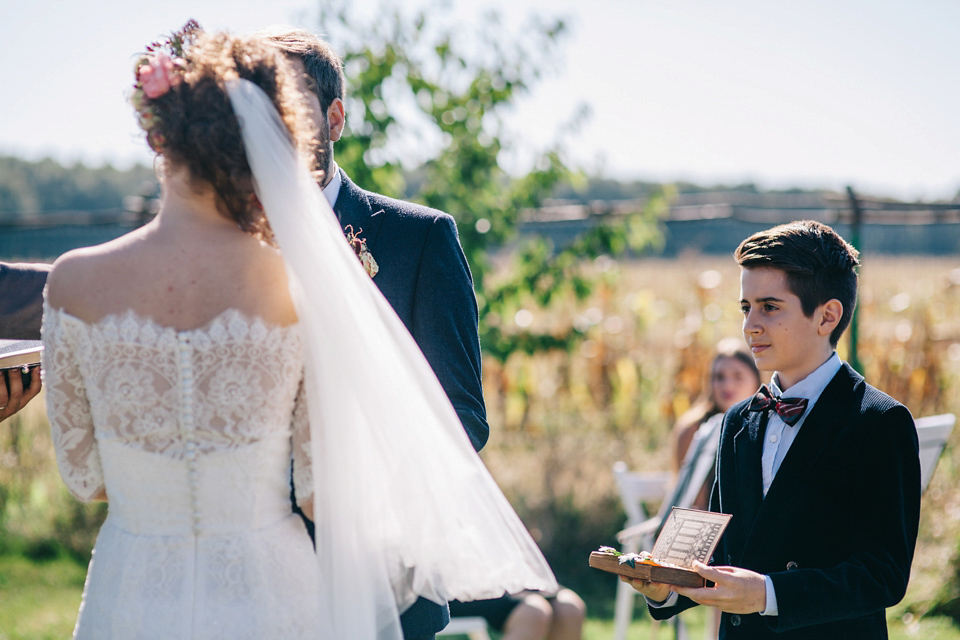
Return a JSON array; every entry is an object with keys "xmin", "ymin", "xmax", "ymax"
[{"xmin": 2, "ymin": 0, "xmax": 958, "ymax": 201}]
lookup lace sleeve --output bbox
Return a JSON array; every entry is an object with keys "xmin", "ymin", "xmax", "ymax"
[
  {"xmin": 42, "ymin": 307, "xmax": 105, "ymax": 502},
  {"xmin": 291, "ymin": 374, "xmax": 313, "ymax": 508}
]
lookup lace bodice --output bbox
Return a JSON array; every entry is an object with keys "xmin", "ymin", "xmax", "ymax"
[
  {"xmin": 41, "ymin": 304, "xmax": 313, "ymax": 508},
  {"xmin": 42, "ymin": 304, "xmax": 324, "ymax": 638}
]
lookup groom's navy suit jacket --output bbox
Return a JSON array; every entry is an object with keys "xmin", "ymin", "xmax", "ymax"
[
  {"xmin": 333, "ymin": 168, "xmax": 488, "ymax": 452},
  {"xmin": 651, "ymin": 363, "xmax": 921, "ymax": 639},
  {"xmin": 0, "ymin": 262, "xmax": 50, "ymax": 340},
  {"xmin": 332, "ymin": 169, "xmax": 488, "ymax": 638}
]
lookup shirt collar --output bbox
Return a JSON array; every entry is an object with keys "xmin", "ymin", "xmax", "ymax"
[
  {"xmin": 322, "ymin": 161, "xmax": 341, "ymax": 208},
  {"xmin": 771, "ymin": 352, "xmax": 842, "ymax": 403}
]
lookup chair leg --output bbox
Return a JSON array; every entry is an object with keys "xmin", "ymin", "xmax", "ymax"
[
  {"xmin": 613, "ymin": 578, "xmax": 634, "ymax": 640},
  {"xmin": 614, "ymin": 577, "xmax": 666, "ymax": 640},
  {"xmin": 704, "ymin": 607, "xmax": 721, "ymax": 640}
]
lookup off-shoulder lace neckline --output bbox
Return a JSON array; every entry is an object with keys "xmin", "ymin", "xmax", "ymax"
[{"xmin": 44, "ymin": 302, "xmax": 299, "ymax": 336}]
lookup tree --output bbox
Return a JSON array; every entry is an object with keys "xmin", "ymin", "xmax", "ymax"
[
  {"xmin": 316, "ymin": 0, "xmax": 665, "ymax": 366},
  {"xmin": 0, "ymin": 156, "xmax": 154, "ymax": 217}
]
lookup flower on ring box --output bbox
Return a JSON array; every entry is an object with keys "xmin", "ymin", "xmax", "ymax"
[{"xmin": 137, "ymin": 52, "xmax": 183, "ymax": 99}]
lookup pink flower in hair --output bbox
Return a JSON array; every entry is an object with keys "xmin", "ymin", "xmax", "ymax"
[{"xmin": 138, "ymin": 52, "xmax": 182, "ymax": 99}]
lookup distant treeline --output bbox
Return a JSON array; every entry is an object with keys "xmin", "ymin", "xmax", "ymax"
[
  {"xmin": 0, "ymin": 153, "xmax": 837, "ymax": 219},
  {"xmin": 0, "ymin": 156, "xmax": 155, "ymax": 217},
  {"xmin": 5, "ymin": 154, "xmax": 957, "ymax": 260}
]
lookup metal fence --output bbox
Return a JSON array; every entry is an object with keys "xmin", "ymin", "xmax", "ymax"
[
  {"xmin": 0, "ymin": 197, "xmax": 157, "ymax": 261},
  {"xmin": 2, "ymin": 189, "xmax": 959, "ymax": 261},
  {"xmin": 521, "ymin": 189, "xmax": 960, "ymax": 256}
]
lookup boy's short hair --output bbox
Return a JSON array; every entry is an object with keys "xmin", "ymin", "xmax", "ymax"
[
  {"xmin": 735, "ymin": 220, "xmax": 860, "ymax": 346},
  {"xmin": 259, "ymin": 27, "xmax": 345, "ymax": 113}
]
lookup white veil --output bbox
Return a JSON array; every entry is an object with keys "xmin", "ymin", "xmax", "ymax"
[{"xmin": 226, "ymin": 79, "xmax": 557, "ymax": 639}]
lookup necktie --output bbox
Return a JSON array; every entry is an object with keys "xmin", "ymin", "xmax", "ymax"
[{"xmin": 748, "ymin": 385, "xmax": 809, "ymax": 426}]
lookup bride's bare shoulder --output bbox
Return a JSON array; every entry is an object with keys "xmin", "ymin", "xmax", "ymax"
[
  {"xmin": 46, "ymin": 233, "xmax": 143, "ymax": 315},
  {"xmin": 248, "ymin": 241, "xmax": 298, "ymax": 323}
]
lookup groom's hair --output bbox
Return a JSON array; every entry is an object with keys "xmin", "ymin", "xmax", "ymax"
[{"xmin": 259, "ymin": 27, "xmax": 345, "ymax": 113}]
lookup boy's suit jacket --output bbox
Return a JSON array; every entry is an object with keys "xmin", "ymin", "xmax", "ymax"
[
  {"xmin": 0, "ymin": 262, "xmax": 50, "ymax": 340},
  {"xmin": 332, "ymin": 169, "xmax": 488, "ymax": 638},
  {"xmin": 650, "ymin": 363, "xmax": 921, "ymax": 639}
]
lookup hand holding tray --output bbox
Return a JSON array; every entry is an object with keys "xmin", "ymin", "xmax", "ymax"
[
  {"xmin": 589, "ymin": 507, "xmax": 731, "ymax": 588},
  {"xmin": 0, "ymin": 340, "xmax": 43, "ymax": 370}
]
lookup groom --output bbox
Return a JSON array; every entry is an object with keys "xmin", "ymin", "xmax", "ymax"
[
  {"xmin": 265, "ymin": 28, "xmax": 489, "ymax": 640},
  {"xmin": 263, "ymin": 28, "xmax": 487, "ymax": 450}
]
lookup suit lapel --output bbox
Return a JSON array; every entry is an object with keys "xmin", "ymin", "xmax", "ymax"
[
  {"xmin": 740, "ymin": 365, "xmax": 859, "ymax": 562},
  {"xmin": 731, "ymin": 406, "xmax": 768, "ymax": 549},
  {"xmin": 333, "ymin": 169, "xmax": 386, "ymax": 248},
  {"xmin": 764, "ymin": 365, "xmax": 857, "ymax": 499}
]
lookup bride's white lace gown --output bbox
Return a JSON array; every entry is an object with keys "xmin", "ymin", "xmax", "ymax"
[{"xmin": 42, "ymin": 304, "xmax": 323, "ymax": 639}]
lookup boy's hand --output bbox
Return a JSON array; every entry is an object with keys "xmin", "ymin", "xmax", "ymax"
[
  {"xmin": 674, "ymin": 561, "xmax": 767, "ymax": 614},
  {"xmin": 619, "ymin": 575, "xmax": 673, "ymax": 603},
  {"xmin": 1, "ymin": 366, "xmax": 42, "ymax": 423}
]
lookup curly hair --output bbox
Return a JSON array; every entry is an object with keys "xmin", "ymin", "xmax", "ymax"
[{"xmin": 133, "ymin": 29, "xmax": 320, "ymax": 242}]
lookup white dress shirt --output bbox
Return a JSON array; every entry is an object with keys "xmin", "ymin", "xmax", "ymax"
[
  {"xmin": 758, "ymin": 351, "xmax": 841, "ymax": 616},
  {"xmin": 762, "ymin": 352, "xmax": 842, "ymax": 496},
  {"xmin": 322, "ymin": 161, "xmax": 341, "ymax": 208}
]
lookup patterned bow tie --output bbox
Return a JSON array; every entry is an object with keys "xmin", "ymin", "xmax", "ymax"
[{"xmin": 747, "ymin": 385, "xmax": 809, "ymax": 426}]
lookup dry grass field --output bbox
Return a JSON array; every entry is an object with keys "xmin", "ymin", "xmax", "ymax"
[
  {"xmin": 478, "ymin": 255, "xmax": 960, "ymax": 619},
  {"xmin": 2, "ymin": 254, "xmax": 960, "ymax": 636}
]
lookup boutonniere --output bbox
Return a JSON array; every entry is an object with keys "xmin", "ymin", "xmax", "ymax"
[{"xmin": 344, "ymin": 225, "xmax": 379, "ymax": 278}]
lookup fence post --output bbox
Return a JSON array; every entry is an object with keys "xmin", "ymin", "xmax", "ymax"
[{"xmin": 845, "ymin": 186, "xmax": 862, "ymax": 374}]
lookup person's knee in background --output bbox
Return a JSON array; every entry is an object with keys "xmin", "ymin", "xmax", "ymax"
[
  {"xmin": 503, "ymin": 593, "xmax": 553, "ymax": 640},
  {"xmin": 503, "ymin": 589, "xmax": 586, "ymax": 640},
  {"xmin": 549, "ymin": 588, "xmax": 586, "ymax": 640}
]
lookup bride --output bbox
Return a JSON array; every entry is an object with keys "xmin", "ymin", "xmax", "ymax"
[{"xmin": 42, "ymin": 25, "xmax": 554, "ymax": 640}]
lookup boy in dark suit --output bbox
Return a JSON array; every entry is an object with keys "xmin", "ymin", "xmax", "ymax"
[{"xmin": 625, "ymin": 220, "xmax": 921, "ymax": 639}]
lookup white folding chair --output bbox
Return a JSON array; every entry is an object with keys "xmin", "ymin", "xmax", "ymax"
[
  {"xmin": 915, "ymin": 413, "xmax": 955, "ymax": 493},
  {"xmin": 437, "ymin": 616, "xmax": 492, "ymax": 640},
  {"xmin": 613, "ymin": 414, "xmax": 724, "ymax": 640},
  {"xmin": 611, "ymin": 462, "xmax": 671, "ymax": 640}
]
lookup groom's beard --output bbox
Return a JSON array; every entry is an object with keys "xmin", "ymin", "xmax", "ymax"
[{"xmin": 313, "ymin": 119, "xmax": 333, "ymax": 187}]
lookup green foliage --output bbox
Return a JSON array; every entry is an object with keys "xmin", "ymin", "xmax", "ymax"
[
  {"xmin": 929, "ymin": 536, "xmax": 960, "ymax": 621},
  {"xmin": 320, "ymin": 1, "xmax": 574, "ymax": 270},
  {"xmin": 0, "ymin": 553, "xmax": 86, "ymax": 638},
  {"xmin": 0, "ymin": 408, "xmax": 106, "ymax": 563},
  {"xmin": 317, "ymin": 0, "xmax": 665, "ymax": 364}
]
